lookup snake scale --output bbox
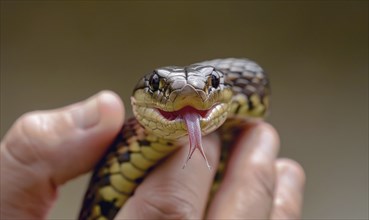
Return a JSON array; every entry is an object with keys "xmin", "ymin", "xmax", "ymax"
[{"xmin": 79, "ymin": 58, "xmax": 270, "ymax": 220}]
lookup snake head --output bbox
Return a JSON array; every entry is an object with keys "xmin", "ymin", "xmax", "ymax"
[{"xmin": 131, "ymin": 64, "xmax": 233, "ymax": 140}]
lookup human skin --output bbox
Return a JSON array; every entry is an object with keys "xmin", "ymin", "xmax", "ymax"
[{"xmin": 0, "ymin": 91, "xmax": 305, "ymax": 219}]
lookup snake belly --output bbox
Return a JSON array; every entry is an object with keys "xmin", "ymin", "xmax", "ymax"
[{"xmin": 78, "ymin": 58, "xmax": 270, "ymax": 220}]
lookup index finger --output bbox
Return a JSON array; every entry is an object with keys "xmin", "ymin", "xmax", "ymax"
[{"xmin": 117, "ymin": 133, "xmax": 221, "ymax": 219}]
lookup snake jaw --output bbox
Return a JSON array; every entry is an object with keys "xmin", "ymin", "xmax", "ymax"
[
  {"xmin": 157, "ymin": 106, "xmax": 212, "ymax": 121},
  {"xmin": 156, "ymin": 105, "xmax": 217, "ymax": 169}
]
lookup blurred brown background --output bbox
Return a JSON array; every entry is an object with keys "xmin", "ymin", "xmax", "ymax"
[{"xmin": 1, "ymin": 1, "xmax": 368, "ymax": 219}]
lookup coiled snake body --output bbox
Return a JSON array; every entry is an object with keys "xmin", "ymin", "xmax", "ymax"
[{"xmin": 79, "ymin": 58, "xmax": 270, "ymax": 220}]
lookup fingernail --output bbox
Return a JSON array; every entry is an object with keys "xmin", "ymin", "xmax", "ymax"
[{"xmin": 71, "ymin": 94, "xmax": 101, "ymax": 129}]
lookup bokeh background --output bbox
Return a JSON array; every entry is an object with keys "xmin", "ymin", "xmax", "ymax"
[{"xmin": 1, "ymin": 1, "xmax": 368, "ymax": 219}]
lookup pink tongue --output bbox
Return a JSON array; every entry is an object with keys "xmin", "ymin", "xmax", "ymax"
[{"xmin": 182, "ymin": 112, "xmax": 211, "ymax": 170}]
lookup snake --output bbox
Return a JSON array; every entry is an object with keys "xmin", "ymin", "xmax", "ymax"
[{"xmin": 78, "ymin": 58, "xmax": 270, "ymax": 220}]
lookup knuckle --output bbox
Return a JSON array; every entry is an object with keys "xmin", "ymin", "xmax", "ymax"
[
  {"xmin": 16, "ymin": 110, "xmax": 68, "ymax": 147},
  {"xmin": 13, "ymin": 111, "xmax": 45, "ymax": 146},
  {"xmin": 138, "ymin": 185, "xmax": 199, "ymax": 219},
  {"xmin": 2, "ymin": 111, "xmax": 45, "ymax": 166},
  {"xmin": 17, "ymin": 111, "xmax": 44, "ymax": 134},
  {"xmin": 5, "ymin": 110, "xmax": 66, "ymax": 166}
]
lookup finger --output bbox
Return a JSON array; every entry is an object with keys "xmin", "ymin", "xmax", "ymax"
[
  {"xmin": 0, "ymin": 91, "xmax": 124, "ymax": 219},
  {"xmin": 207, "ymin": 122, "xmax": 280, "ymax": 219},
  {"xmin": 118, "ymin": 133, "xmax": 221, "ymax": 219},
  {"xmin": 271, "ymin": 159, "xmax": 306, "ymax": 219}
]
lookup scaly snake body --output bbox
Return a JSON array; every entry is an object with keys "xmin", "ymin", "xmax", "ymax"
[{"xmin": 79, "ymin": 58, "xmax": 270, "ymax": 220}]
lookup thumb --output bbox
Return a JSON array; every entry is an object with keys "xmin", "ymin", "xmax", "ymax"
[{"xmin": 0, "ymin": 91, "xmax": 124, "ymax": 219}]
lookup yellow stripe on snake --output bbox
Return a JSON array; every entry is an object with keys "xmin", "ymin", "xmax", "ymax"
[{"xmin": 79, "ymin": 58, "xmax": 270, "ymax": 220}]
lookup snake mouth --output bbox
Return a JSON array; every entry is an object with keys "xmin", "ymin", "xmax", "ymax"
[
  {"xmin": 157, "ymin": 106, "xmax": 213, "ymax": 121},
  {"xmin": 157, "ymin": 105, "xmax": 215, "ymax": 169}
]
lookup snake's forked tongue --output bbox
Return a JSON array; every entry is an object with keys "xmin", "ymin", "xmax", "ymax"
[{"xmin": 182, "ymin": 112, "xmax": 211, "ymax": 170}]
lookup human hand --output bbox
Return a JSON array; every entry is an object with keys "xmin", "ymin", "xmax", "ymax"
[
  {"xmin": 0, "ymin": 90, "xmax": 305, "ymax": 219},
  {"xmin": 118, "ymin": 120, "xmax": 305, "ymax": 219},
  {"xmin": 1, "ymin": 91, "xmax": 124, "ymax": 219}
]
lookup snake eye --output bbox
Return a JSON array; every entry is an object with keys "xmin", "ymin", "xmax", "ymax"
[
  {"xmin": 211, "ymin": 72, "xmax": 220, "ymax": 88},
  {"xmin": 149, "ymin": 73, "xmax": 160, "ymax": 91}
]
